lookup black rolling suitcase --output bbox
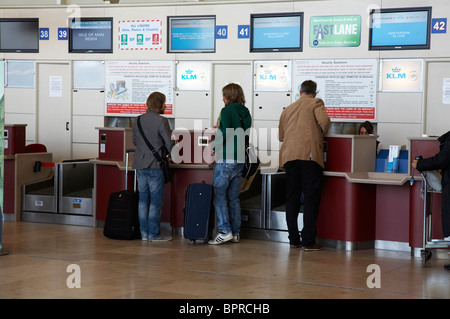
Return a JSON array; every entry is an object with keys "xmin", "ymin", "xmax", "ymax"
[
  {"xmin": 183, "ymin": 181, "xmax": 214, "ymax": 243},
  {"xmin": 103, "ymin": 149, "xmax": 141, "ymax": 240}
]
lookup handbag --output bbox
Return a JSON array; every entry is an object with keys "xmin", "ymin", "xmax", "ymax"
[
  {"xmin": 238, "ymin": 113, "xmax": 260, "ymax": 179},
  {"xmin": 137, "ymin": 116, "xmax": 171, "ymax": 183}
]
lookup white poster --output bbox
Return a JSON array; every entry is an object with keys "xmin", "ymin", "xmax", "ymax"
[
  {"xmin": 254, "ymin": 61, "xmax": 291, "ymax": 92},
  {"xmin": 49, "ymin": 76, "xmax": 62, "ymax": 97},
  {"xmin": 118, "ymin": 20, "xmax": 162, "ymax": 51},
  {"xmin": 105, "ymin": 61, "xmax": 174, "ymax": 116},
  {"xmin": 380, "ymin": 59, "xmax": 423, "ymax": 92},
  {"xmin": 292, "ymin": 59, "xmax": 377, "ymax": 120},
  {"xmin": 443, "ymin": 78, "xmax": 450, "ymax": 105},
  {"xmin": 176, "ymin": 61, "xmax": 212, "ymax": 91}
]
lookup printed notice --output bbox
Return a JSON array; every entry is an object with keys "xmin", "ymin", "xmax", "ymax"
[
  {"xmin": 118, "ymin": 20, "xmax": 162, "ymax": 50},
  {"xmin": 443, "ymin": 78, "xmax": 450, "ymax": 104},
  {"xmin": 49, "ymin": 76, "xmax": 62, "ymax": 97},
  {"xmin": 105, "ymin": 61, "xmax": 174, "ymax": 116},
  {"xmin": 292, "ymin": 59, "xmax": 377, "ymax": 120}
]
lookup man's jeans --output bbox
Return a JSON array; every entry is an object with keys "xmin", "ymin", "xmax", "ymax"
[
  {"xmin": 136, "ymin": 169, "xmax": 164, "ymax": 239},
  {"xmin": 213, "ymin": 162, "xmax": 244, "ymax": 235}
]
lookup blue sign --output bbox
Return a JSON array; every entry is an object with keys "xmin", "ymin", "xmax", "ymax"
[
  {"xmin": 238, "ymin": 25, "xmax": 250, "ymax": 38},
  {"xmin": 432, "ymin": 18, "xmax": 447, "ymax": 34},
  {"xmin": 58, "ymin": 27, "xmax": 68, "ymax": 40},
  {"xmin": 216, "ymin": 25, "xmax": 228, "ymax": 39},
  {"xmin": 39, "ymin": 28, "xmax": 49, "ymax": 40}
]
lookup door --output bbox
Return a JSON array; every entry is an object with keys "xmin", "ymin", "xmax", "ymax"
[
  {"xmin": 37, "ymin": 62, "xmax": 71, "ymax": 162},
  {"xmin": 212, "ymin": 63, "xmax": 253, "ymax": 127},
  {"xmin": 425, "ymin": 61, "xmax": 450, "ymax": 136}
]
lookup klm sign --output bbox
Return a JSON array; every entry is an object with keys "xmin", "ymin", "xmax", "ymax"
[
  {"xmin": 386, "ymin": 67, "xmax": 406, "ymax": 79},
  {"xmin": 182, "ymin": 69, "xmax": 197, "ymax": 80},
  {"xmin": 260, "ymin": 70, "xmax": 276, "ymax": 80}
]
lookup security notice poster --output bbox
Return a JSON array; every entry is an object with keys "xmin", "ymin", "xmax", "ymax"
[
  {"xmin": 292, "ymin": 59, "xmax": 377, "ymax": 120},
  {"xmin": 105, "ymin": 61, "xmax": 174, "ymax": 116},
  {"xmin": 118, "ymin": 20, "xmax": 162, "ymax": 51}
]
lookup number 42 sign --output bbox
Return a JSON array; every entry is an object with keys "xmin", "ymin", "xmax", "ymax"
[{"xmin": 432, "ymin": 18, "xmax": 447, "ymax": 34}]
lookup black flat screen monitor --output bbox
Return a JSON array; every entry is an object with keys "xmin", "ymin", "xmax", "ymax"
[
  {"xmin": 0, "ymin": 18, "xmax": 39, "ymax": 53},
  {"xmin": 369, "ymin": 7, "xmax": 432, "ymax": 51},
  {"xmin": 167, "ymin": 15, "xmax": 216, "ymax": 53},
  {"xmin": 69, "ymin": 17, "xmax": 113, "ymax": 53},
  {"xmin": 250, "ymin": 12, "xmax": 303, "ymax": 52}
]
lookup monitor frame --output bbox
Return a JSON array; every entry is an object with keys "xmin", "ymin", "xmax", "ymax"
[
  {"xmin": 167, "ymin": 15, "xmax": 216, "ymax": 53},
  {"xmin": 368, "ymin": 6, "xmax": 432, "ymax": 51},
  {"xmin": 250, "ymin": 12, "xmax": 303, "ymax": 53},
  {"xmin": 0, "ymin": 18, "xmax": 39, "ymax": 53},
  {"xmin": 68, "ymin": 17, "xmax": 114, "ymax": 54}
]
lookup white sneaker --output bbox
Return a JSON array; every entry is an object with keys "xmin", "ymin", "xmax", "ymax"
[
  {"xmin": 444, "ymin": 236, "xmax": 450, "ymax": 241},
  {"xmin": 149, "ymin": 235, "xmax": 172, "ymax": 242},
  {"xmin": 231, "ymin": 234, "xmax": 240, "ymax": 243},
  {"xmin": 208, "ymin": 232, "xmax": 233, "ymax": 245}
]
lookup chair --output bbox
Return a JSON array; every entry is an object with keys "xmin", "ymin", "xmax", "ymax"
[{"xmin": 25, "ymin": 144, "xmax": 47, "ymax": 153}]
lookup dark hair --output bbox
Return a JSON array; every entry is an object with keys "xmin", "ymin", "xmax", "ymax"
[
  {"xmin": 146, "ymin": 92, "xmax": 166, "ymax": 112},
  {"xmin": 359, "ymin": 121, "xmax": 374, "ymax": 135},
  {"xmin": 300, "ymin": 80, "xmax": 317, "ymax": 95},
  {"xmin": 222, "ymin": 83, "xmax": 246, "ymax": 106}
]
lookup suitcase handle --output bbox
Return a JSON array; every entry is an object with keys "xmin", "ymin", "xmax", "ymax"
[{"xmin": 125, "ymin": 149, "xmax": 136, "ymax": 191}]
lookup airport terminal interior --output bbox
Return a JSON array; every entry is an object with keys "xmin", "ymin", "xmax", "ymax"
[{"xmin": 1, "ymin": 0, "xmax": 450, "ymax": 301}]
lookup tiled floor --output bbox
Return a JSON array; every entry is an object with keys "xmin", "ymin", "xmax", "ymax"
[{"xmin": 0, "ymin": 221, "xmax": 449, "ymax": 299}]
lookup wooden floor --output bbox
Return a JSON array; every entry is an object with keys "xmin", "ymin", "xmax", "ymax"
[{"xmin": 0, "ymin": 221, "xmax": 449, "ymax": 300}]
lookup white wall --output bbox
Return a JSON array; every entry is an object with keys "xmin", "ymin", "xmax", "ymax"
[{"xmin": 3, "ymin": 0, "xmax": 450, "ymax": 160}]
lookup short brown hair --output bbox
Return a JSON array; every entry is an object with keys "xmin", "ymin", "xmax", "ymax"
[
  {"xmin": 300, "ymin": 80, "xmax": 317, "ymax": 95},
  {"xmin": 222, "ymin": 83, "xmax": 246, "ymax": 106},
  {"xmin": 146, "ymin": 92, "xmax": 166, "ymax": 112}
]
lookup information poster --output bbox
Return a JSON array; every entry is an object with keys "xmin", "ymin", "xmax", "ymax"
[
  {"xmin": 310, "ymin": 15, "xmax": 361, "ymax": 47},
  {"xmin": 105, "ymin": 61, "xmax": 174, "ymax": 116},
  {"xmin": 176, "ymin": 61, "xmax": 212, "ymax": 91},
  {"xmin": 292, "ymin": 59, "xmax": 377, "ymax": 120},
  {"xmin": 118, "ymin": 20, "xmax": 162, "ymax": 50},
  {"xmin": 380, "ymin": 59, "xmax": 423, "ymax": 92},
  {"xmin": 254, "ymin": 61, "xmax": 291, "ymax": 91}
]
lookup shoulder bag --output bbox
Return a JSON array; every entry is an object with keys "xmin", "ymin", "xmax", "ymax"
[
  {"xmin": 238, "ymin": 113, "xmax": 260, "ymax": 179},
  {"xmin": 137, "ymin": 116, "xmax": 171, "ymax": 183}
]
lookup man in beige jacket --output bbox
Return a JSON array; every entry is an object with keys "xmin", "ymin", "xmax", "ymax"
[{"xmin": 279, "ymin": 80, "xmax": 330, "ymax": 251}]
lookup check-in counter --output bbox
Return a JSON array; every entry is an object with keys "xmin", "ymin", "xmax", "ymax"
[{"xmin": 92, "ymin": 127, "xmax": 215, "ymax": 232}]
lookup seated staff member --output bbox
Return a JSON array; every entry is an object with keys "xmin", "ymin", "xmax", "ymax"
[
  {"xmin": 358, "ymin": 121, "xmax": 382, "ymax": 155},
  {"xmin": 412, "ymin": 130, "xmax": 450, "ymax": 271}
]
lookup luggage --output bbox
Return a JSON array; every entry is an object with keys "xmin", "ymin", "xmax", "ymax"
[
  {"xmin": 183, "ymin": 181, "xmax": 214, "ymax": 243},
  {"xmin": 103, "ymin": 149, "xmax": 141, "ymax": 240}
]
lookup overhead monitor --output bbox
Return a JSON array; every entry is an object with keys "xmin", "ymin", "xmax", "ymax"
[
  {"xmin": 369, "ymin": 7, "xmax": 432, "ymax": 51},
  {"xmin": 69, "ymin": 17, "xmax": 113, "ymax": 53},
  {"xmin": 250, "ymin": 12, "xmax": 303, "ymax": 52},
  {"xmin": 0, "ymin": 18, "xmax": 39, "ymax": 53},
  {"xmin": 167, "ymin": 15, "xmax": 216, "ymax": 53}
]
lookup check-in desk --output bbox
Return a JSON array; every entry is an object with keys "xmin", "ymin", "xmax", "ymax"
[{"xmin": 92, "ymin": 127, "xmax": 215, "ymax": 232}]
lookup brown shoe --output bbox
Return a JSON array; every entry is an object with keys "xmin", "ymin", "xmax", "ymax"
[{"xmin": 303, "ymin": 244, "xmax": 324, "ymax": 251}]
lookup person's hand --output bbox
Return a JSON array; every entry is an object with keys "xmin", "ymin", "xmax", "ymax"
[{"xmin": 412, "ymin": 159, "xmax": 418, "ymax": 169}]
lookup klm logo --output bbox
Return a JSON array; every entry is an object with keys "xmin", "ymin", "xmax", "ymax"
[
  {"xmin": 386, "ymin": 67, "xmax": 406, "ymax": 79},
  {"xmin": 182, "ymin": 69, "xmax": 197, "ymax": 80},
  {"xmin": 260, "ymin": 69, "xmax": 277, "ymax": 80}
]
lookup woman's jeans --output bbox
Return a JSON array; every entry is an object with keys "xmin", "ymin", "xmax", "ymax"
[
  {"xmin": 136, "ymin": 168, "xmax": 164, "ymax": 239},
  {"xmin": 213, "ymin": 162, "xmax": 244, "ymax": 235}
]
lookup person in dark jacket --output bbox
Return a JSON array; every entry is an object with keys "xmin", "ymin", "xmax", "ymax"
[
  {"xmin": 412, "ymin": 130, "xmax": 450, "ymax": 270},
  {"xmin": 132, "ymin": 92, "xmax": 174, "ymax": 242}
]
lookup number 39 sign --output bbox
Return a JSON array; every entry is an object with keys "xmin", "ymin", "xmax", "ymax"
[{"xmin": 58, "ymin": 27, "xmax": 69, "ymax": 40}]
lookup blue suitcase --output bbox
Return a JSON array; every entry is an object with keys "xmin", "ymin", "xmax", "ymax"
[{"xmin": 183, "ymin": 181, "xmax": 214, "ymax": 243}]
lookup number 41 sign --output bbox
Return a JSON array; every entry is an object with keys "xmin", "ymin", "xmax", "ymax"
[{"xmin": 432, "ymin": 18, "xmax": 447, "ymax": 34}]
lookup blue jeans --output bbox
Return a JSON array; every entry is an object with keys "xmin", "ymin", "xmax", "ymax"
[
  {"xmin": 136, "ymin": 169, "xmax": 164, "ymax": 239},
  {"xmin": 213, "ymin": 162, "xmax": 244, "ymax": 235}
]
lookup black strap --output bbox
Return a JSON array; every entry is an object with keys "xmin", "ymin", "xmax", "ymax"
[
  {"xmin": 137, "ymin": 116, "xmax": 163, "ymax": 163},
  {"xmin": 238, "ymin": 113, "xmax": 250, "ymax": 146}
]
